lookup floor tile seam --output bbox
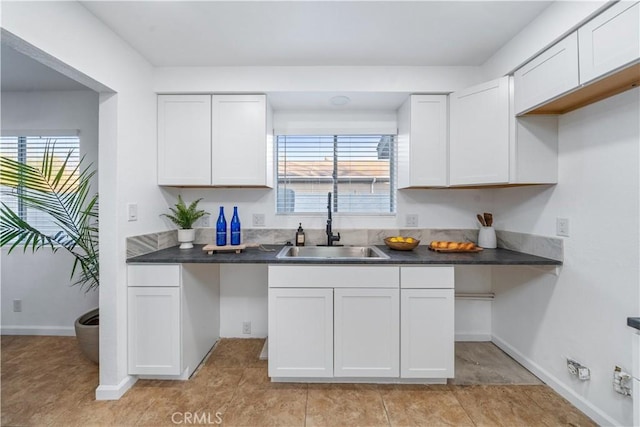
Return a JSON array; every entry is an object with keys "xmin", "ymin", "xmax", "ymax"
[
  {"xmin": 376, "ymin": 386, "xmax": 392, "ymax": 427},
  {"xmin": 449, "ymin": 386, "xmax": 480, "ymax": 427}
]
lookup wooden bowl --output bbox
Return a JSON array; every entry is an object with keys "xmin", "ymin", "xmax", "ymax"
[{"xmin": 384, "ymin": 237, "xmax": 420, "ymax": 251}]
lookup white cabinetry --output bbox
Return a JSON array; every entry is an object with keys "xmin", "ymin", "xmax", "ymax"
[
  {"xmin": 449, "ymin": 77, "xmax": 510, "ymax": 186},
  {"xmin": 397, "ymin": 95, "xmax": 448, "ymax": 188},
  {"xmin": 268, "ymin": 288, "xmax": 333, "ymax": 378},
  {"xmin": 157, "ymin": 95, "xmax": 212, "ymax": 186},
  {"xmin": 400, "ymin": 266, "xmax": 454, "ymax": 379},
  {"xmin": 334, "ymin": 288, "xmax": 399, "ymax": 377},
  {"xmin": 127, "ymin": 264, "xmax": 220, "ymax": 378},
  {"xmin": 212, "ymin": 95, "xmax": 273, "ymax": 187},
  {"xmin": 513, "ymin": 33, "xmax": 579, "ymax": 115},
  {"xmin": 579, "ymin": 1, "xmax": 640, "ymax": 85},
  {"xmin": 157, "ymin": 94, "xmax": 273, "ymax": 187},
  {"xmin": 268, "ymin": 264, "xmax": 453, "ymax": 382},
  {"xmin": 449, "ymin": 77, "xmax": 558, "ymax": 186}
]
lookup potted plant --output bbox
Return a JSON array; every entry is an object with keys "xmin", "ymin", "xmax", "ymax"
[
  {"xmin": 161, "ymin": 195, "xmax": 208, "ymax": 249},
  {"xmin": 0, "ymin": 142, "xmax": 99, "ymax": 363}
]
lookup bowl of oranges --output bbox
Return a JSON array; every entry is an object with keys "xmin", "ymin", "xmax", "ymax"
[{"xmin": 384, "ymin": 236, "xmax": 420, "ymax": 251}]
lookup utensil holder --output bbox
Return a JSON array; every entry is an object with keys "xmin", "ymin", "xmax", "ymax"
[{"xmin": 478, "ymin": 226, "xmax": 497, "ymax": 249}]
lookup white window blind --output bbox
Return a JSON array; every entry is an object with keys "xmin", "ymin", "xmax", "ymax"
[
  {"xmin": 277, "ymin": 135, "xmax": 396, "ymax": 214},
  {"xmin": 0, "ymin": 136, "xmax": 81, "ymax": 238}
]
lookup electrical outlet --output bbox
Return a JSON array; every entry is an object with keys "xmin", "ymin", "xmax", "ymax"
[
  {"xmin": 405, "ymin": 214, "xmax": 419, "ymax": 228},
  {"xmin": 242, "ymin": 321, "xmax": 251, "ymax": 335},
  {"xmin": 252, "ymin": 214, "xmax": 265, "ymax": 227},
  {"xmin": 613, "ymin": 366, "xmax": 632, "ymax": 396},
  {"xmin": 556, "ymin": 217, "xmax": 569, "ymax": 237},
  {"xmin": 566, "ymin": 358, "xmax": 590, "ymax": 381},
  {"xmin": 200, "ymin": 216, "xmax": 210, "ymax": 227},
  {"xmin": 127, "ymin": 203, "xmax": 138, "ymax": 222},
  {"xmin": 12, "ymin": 299, "xmax": 22, "ymax": 312}
]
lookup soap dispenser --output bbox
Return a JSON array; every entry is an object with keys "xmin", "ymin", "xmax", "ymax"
[{"xmin": 295, "ymin": 223, "xmax": 305, "ymax": 246}]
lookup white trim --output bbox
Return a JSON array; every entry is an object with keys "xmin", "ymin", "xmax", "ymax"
[
  {"xmin": 0, "ymin": 129, "xmax": 80, "ymax": 137},
  {"xmin": 492, "ymin": 334, "xmax": 621, "ymax": 427},
  {"xmin": 95, "ymin": 375, "xmax": 137, "ymax": 401},
  {"xmin": 1, "ymin": 325, "xmax": 75, "ymax": 336},
  {"xmin": 455, "ymin": 333, "xmax": 491, "ymax": 342}
]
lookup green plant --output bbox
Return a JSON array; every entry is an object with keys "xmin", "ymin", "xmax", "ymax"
[
  {"xmin": 161, "ymin": 195, "xmax": 208, "ymax": 229},
  {"xmin": 0, "ymin": 142, "xmax": 99, "ymax": 293}
]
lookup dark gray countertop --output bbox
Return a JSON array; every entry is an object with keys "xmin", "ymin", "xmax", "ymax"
[
  {"xmin": 628, "ymin": 318, "xmax": 640, "ymax": 331},
  {"xmin": 127, "ymin": 244, "xmax": 562, "ymax": 265}
]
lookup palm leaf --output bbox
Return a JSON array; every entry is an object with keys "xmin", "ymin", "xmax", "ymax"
[{"xmin": 0, "ymin": 141, "xmax": 99, "ymax": 292}]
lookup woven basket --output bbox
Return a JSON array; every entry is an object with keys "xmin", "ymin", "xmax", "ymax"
[{"xmin": 384, "ymin": 237, "xmax": 420, "ymax": 251}]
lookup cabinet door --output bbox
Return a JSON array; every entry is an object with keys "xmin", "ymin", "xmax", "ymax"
[
  {"xmin": 212, "ymin": 94, "xmax": 270, "ymax": 186},
  {"xmin": 128, "ymin": 287, "xmax": 181, "ymax": 375},
  {"xmin": 158, "ymin": 95, "xmax": 212, "ymax": 186},
  {"xmin": 268, "ymin": 288, "xmax": 333, "ymax": 378},
  {"xmin": 449, "ymin": 77, "xmax": 510, "ymax": 186},
  {"xmin": 401, "ymin": 289, "xmax": 454, "ymax": 379},
  {"xmin": 334, "ymin": 288, "xmax": 399, "ymax": 377},
  {"xmin": 579, "ymin": 1, "xmax": 640, "ymax": 84},
  {"xmin": 513, "ymin": 32, "xmax": 579, "ymax": 115},
  {"xmin": 397, "ymin": 95, "xmax": 448, "ymax": 188}
]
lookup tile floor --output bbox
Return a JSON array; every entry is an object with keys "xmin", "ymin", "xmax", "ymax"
[{"xmin": 1, "ymin": 336, "xmax": 596, "ymax": 426}]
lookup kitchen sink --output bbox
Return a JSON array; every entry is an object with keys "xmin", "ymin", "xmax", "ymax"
[{"xmin": 276, "ymin": 245, "xmax": 389, "ymax": 260}]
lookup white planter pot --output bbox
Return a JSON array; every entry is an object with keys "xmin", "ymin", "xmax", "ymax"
[{"xmin": 178, "ymin": 228, "xmax": 195, "ymax": 249}]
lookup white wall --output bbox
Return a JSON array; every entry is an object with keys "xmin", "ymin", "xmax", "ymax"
[
  {"xmin": 2, "ymin": 1, "xmax": 168, "ymax": 398},
  {"xmin": 1, "ymin": 90, "xmax": 99, "ymax": 335},
  {"xmin": 492, "ymin": 89, "xmax": 639, "ymax": 426},
  {"xmin": 155, "ymin": 65, "xmax": 483, "ymax": 94},
  {"xmin": 481, "ymin": 0, "xmax": 609, "ymax": 79}
]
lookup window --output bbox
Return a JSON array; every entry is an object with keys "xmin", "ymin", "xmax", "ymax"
[
  {"xmin": 276, "ymin": 135, "xmax": 396, "ymax": 214},
  {"xmin": 0, "ymin": 135, "xmax": 80, "ymax": 237}
]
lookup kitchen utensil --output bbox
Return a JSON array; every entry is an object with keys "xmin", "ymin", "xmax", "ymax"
[
  {"xmin": 484, "ymin": 213, "xmax": 493, "ymax": 227},
  {"xmin": 477, "ymin": 214, "xmax": 486, "ymax": 227}
]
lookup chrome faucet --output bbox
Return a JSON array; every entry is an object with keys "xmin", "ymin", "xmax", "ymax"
[{"xmin": 326, "ymin": 192, "xmax": 341, "ymax": 246}]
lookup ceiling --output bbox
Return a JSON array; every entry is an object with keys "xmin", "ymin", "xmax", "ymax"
[
  {"xmin": 1, "ymin": 45, "xmax": 90, "ymax": 92},
  {"xmin": 81, "ymin": 1, "xmax": 553, "ymax": 67}
]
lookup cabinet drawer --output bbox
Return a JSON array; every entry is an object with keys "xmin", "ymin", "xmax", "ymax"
[
  {"xmin": 400, "ymin": 266, "xmax": 454, "ymax": 289},
  {"xmin": 268, "ymin": 265, "xmax": 399, "ymax": 288},
  {"xmin": 128, "ymin": 264, "xmax": 181, "ymax": 287}
]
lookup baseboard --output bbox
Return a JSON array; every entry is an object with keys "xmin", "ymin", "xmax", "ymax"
[
  {"xmin": 1, "ymin": 326, "xmax": 75, "ymax": 336},
  {"xmin": 95, "ymin": 375, "xmax": 137, "ymax": 400},
  {"xmin": 455, "ymin": 332, "xmax": 491, "ymax": 342},
  {"xmin": 492, "ymin": 334, "xmax": 621, "ymax": 427}
]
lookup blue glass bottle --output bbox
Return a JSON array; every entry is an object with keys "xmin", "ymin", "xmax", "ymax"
[
  {"xmin": 216, "ymin": 206, "xmax": 227, "ymax": 246},
  {"xmin": 230, "ymin": 206, "xmax": 241, "ymax": 245}
]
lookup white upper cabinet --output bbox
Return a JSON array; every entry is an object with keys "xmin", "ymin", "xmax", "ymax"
[
  {"xmin": 157, "ymin": 94, "xmax": 273, "ymax": 187},
  {"xmin": 579, "ymin": 1, "xmax": 640, "ymax": 84},
  {"xmin": 158, "ymin": 95, "xmax": 212, "ymax": 186},
  {"xmin": 513, "ymin": 32, "xmax": 580, "ymax": 115},
  {"xmin": 449, "ymin": 76, "xmax": 510, "ymax": 186},
  {"xmin": 397, "ymin": 95, "xmax": 448, "ymax": 188},
  {"xmin": 212, "ymin": 94, "xmax": 273, "ymax": 187}
]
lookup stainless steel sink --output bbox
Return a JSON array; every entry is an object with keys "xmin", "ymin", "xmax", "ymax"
[{"xmin": 276, "ymin": 245, "xmax": 389, "ymax": 260}]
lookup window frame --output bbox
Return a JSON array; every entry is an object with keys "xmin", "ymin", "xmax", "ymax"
[{"xmin": 275, "ymin": 134, "xmax": 397, "ymax": 216}]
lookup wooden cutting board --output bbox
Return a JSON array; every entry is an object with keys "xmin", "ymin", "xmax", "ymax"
[{"xmin": 202, "ymin": 244, "xmax": 247, "ymax": 255}]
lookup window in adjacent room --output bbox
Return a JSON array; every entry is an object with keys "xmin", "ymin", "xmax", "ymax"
[
  {"xmin": 0, "ymin": 135, "xmax": 81, "ymax": 238},
  {"xmin": 276, "ymin": 134, "xmax": 396, "ymax": 214}
]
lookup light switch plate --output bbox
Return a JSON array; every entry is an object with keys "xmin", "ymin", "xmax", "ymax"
[
  {"xmin": 127, "ymin": 203, "xmax": 138, "ymax": 222},
  {"xmin": 556, "ymin": 217, "xmax": 569, "ymax": 237}
]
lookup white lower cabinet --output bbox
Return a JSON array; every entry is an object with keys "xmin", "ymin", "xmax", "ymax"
[
  {"xmin": 400, "ymin": 289, "xmax": 454, "ymax": 378},
  {"xmin": 268, "ymin": 288, "xmax": 333, "ymax": 378},
  {"xmin": 334, "ymin": 288, "xmax": 399, "ymax": 377},
  {"xmin": 128, "ymin": 287, "xmax": 181, "ymax": 375},
  {"xmin": 127, "ymin": 264, "xmax": 220, "ymax": 378},
  {"xmin": 268, "ymin": 264, "xmax": 454, "ymax": 382}
]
